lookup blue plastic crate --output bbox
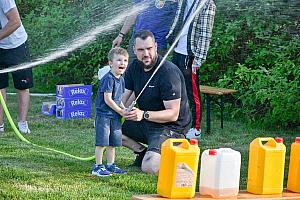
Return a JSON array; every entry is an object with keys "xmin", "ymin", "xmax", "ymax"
[
  {"xmin": 56, "ymin": 108, "xmax": 92, "ymax": 119},
  {"xmin": 56, "ymin": 97, "xmax": 92, "ymax": 110},
  {"xmin": 56, "ymin": 84, "xmax": 92, "ymax": 98},
  {"xmin": 41, "ymin": 102, "xmax": 56, "ymax": 116}
]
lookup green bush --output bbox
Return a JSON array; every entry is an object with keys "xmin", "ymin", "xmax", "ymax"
[
  {"xmin": 219, "ymin": 37, "xmax": 300, "ymax": 127},
  {"xmin": 201, "ymin": 0, "xmax": 300, "ymax": 127}
]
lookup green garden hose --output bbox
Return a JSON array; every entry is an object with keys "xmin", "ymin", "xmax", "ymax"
[{"xmin": 0, "ymin": 92, "xmax": 95, "ymax": 161}]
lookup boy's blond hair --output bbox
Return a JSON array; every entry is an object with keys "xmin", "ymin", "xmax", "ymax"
[{"xmin": 107, "ymin": 47, "xmax": 129, "ymax": 62}]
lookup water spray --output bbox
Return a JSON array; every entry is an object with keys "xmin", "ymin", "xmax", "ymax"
[
  {"xmin": 127, "ymin": 0, "xmax": 209, "ymax": 111},
  {"xmin": 0, "ymin": 3, "xmax": 148, "ymax": 74}
]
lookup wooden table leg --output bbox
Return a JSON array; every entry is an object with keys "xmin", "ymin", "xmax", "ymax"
[
  {"xmin": 220, "ymin": 95, "xmax": 224, "ymax": 129},
  {"xmin": 206, "ymin": 94, "xmax": 211, "ymax": 133}
]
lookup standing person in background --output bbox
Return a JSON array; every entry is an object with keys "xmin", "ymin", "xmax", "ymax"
[
  {"xmin": 166, "ymin": 0, "xmax": 216, "ymax": 138},
  {"xmin": 0, "ymin": 0, "xmax": 32, "ymax": 134},
  {"xmin": 112, "ymin": 0, "xmax": 177, "ymax": 63}
]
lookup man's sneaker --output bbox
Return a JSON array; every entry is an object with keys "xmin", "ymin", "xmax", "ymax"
[
  {"xmin": 131, "ymin": 148, "xmax": 147, "ymax": 167},
  {"xmin": 0, "ymin": 124, "xmax": 4, "ymax": 133},
  {"xmin": 106, "ymin": 164, "xmax": 126, "ymax": 174},
  {"xmin": 91, "ymin": 164, "xmax": 112, "ymax": 177},
  {"xmin": 18, "ymin": 121, "xmax": 31, "ymax": 134},
  {"xmin": 186, "ymin": 128, "xmax": 201, "ymax": 139}
]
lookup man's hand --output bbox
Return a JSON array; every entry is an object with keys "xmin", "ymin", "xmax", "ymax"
[
  {"xmin": 112, "ymin": 36, "xmax": 123, "ymax": 48},
  {"xmin": 124, "ymin": 107, "xmax": 143, "ymax": 121}
]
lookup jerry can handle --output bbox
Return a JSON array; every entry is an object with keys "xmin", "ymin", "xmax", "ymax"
[
  {"xmin": 170, "ymin": 139, "xmax": 190, "ymax": 150},
  {"xmin": 257, "ymin": 137, "xmax": 277, "ymax": 147}
]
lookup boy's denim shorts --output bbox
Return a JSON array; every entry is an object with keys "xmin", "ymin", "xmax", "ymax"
[
  {"xmin": 122, "ymin": 120, "xmax": 185, "ymax": 153},
  {"xmin": 95, "ymin": 115, "xmax": 122, "ymax": 147}
]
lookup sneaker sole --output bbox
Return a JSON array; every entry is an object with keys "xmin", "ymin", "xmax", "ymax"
[
  {"xmin": 91, "ymin": 171, "xmax": 112, "ymax": 177},
  {"xmin": 19, "ymin": 130, "xmax": 31, "ymax": 134},
  {"xmin": 186, "ymin": 135, "xmax": 201, "ymax": 139}
]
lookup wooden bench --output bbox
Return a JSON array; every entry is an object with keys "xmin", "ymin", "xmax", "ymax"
[
  {"xmin": 133, "ymin": 191, "xmax": 300, "ymax": 200},
  {"xmin": 200, "ymin": 85, "xmax": 237, "ymax": 133}
]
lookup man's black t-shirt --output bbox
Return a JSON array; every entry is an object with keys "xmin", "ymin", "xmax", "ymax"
[{"xmin": 124, "ymin": 56, "xmax": 191, "ymax": 133}]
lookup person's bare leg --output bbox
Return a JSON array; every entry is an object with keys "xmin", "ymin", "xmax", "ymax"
[
  {"xmin": 141, "ymin": 151, "xmax": 161, "ymax": 174},
  {"xmin": 18, "ymin": 89, "xmax": 30, "ymax": 122},
  {"xmin": 122, "ymin": 134, "xmax": 146, "ymax": 153},
  {"xmin": 95, "ymin": 146, "xmax": 105, "ymax": 165},
  {"xmin": 106, "ymin": 146, "xmax": 115, "ymax": 164},
  {"xmin": 106, "ymin": 146, "xmax": 126, "ymax": 174}
]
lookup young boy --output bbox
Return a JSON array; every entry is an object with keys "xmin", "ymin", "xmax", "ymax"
[{"xmin": 92, "ymin": 47, "xmax": 128, "ymax": 176}]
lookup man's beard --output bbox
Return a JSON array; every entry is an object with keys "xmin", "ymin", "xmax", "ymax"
[{"xmin": 144, "ymin": 54, "xmax": 158, "ymax": 70}]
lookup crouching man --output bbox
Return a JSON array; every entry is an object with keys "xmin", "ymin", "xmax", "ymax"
[{"xmin": 122, "ymin": 29, "xmax": 191, "ymax": 174}]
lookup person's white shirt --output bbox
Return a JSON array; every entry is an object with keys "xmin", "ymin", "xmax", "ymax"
[
  {"xmin": 98, "ymin": 65, "xmax": 110, "ymax": 80},
  {"xmin": 0, "ymin": 0, "xmax": 27, "ymax": 49},
  {"xmin": 174, "ymin": 0, "xmax": 197, "ymax": 55}
]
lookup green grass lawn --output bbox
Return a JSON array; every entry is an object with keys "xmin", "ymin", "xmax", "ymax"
[{"xmin": 0, "ymin": 94, "xmax": 299, "ymax": 199}]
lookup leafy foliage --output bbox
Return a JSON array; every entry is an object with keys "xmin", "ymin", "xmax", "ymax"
[{"xmin": 202, "ymin": 0, "xmax": 300, "ymax": 127}]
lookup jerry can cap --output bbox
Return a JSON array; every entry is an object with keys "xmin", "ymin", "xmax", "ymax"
[
  {"xmin": 189, "ymin": 139, "xmax": 198, "ymax": 145},
  {"xmin": 295, "ymin": 137, "xmax": 300, "ymax": 143},
  {"xmin": 209, "ymin": 149, "xmax": 217, "ymax": 156},
  {"xmin": 275, "ymin": 137, "xmax": 283, "ymax": 143}
]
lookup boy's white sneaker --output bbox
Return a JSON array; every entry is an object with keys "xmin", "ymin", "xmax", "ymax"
[
  {"xmin": 0, "ymin": 124, "xmax": 4, "ymax": 133},
  {"xmin": 186, "ymin": 128, "xmax": 201, "ymax": 139},
  {"xmin": 18, "ymin": 121, "xmax": 31, "ymax": 134}
]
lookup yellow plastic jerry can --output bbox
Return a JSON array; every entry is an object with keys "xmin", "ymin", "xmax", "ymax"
[
  {"xmin": 287, "ymin": 137, "xmax": 300, "ymax": 193},
  {"xmin": 157, "ymin": 138, "xmax": 200, "ymax": 199},
  {"xmin": 247, "ymin": 137, "xmax": 286, "ymax": 194}
]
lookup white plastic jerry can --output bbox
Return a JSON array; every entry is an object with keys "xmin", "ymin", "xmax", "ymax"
[{"xmin": 199, "ymin": 148, "xmax": 241, "ymax": 198}]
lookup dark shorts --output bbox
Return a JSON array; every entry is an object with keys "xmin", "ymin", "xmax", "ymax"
[
  {"xmin": 0, "ymin": 42, "xmax": 33, "ymax": 90},
  {"xmin": 122, "ymin": 120, "xmax": 185, "ymax": 153},
  {"xmin": 95, "ymin": 115, "xmax": 122, "ymax": 147}
]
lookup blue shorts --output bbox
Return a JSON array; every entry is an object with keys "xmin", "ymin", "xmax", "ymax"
[{"xmin": 95, "ymin": 115, "xmax": 122, "ymax": 147}]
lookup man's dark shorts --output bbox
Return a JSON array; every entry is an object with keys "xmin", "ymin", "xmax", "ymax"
[
  {"xmin": 122, "ymin": 120, "xmax": 185, "ymax": 153},
  {"xmin": 95, "ymin": 115, "xmax": 122, "ymax": 147},
  {"xmin": 0, "ymin": 42, "xmax": 33, "ymax": 90}
]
